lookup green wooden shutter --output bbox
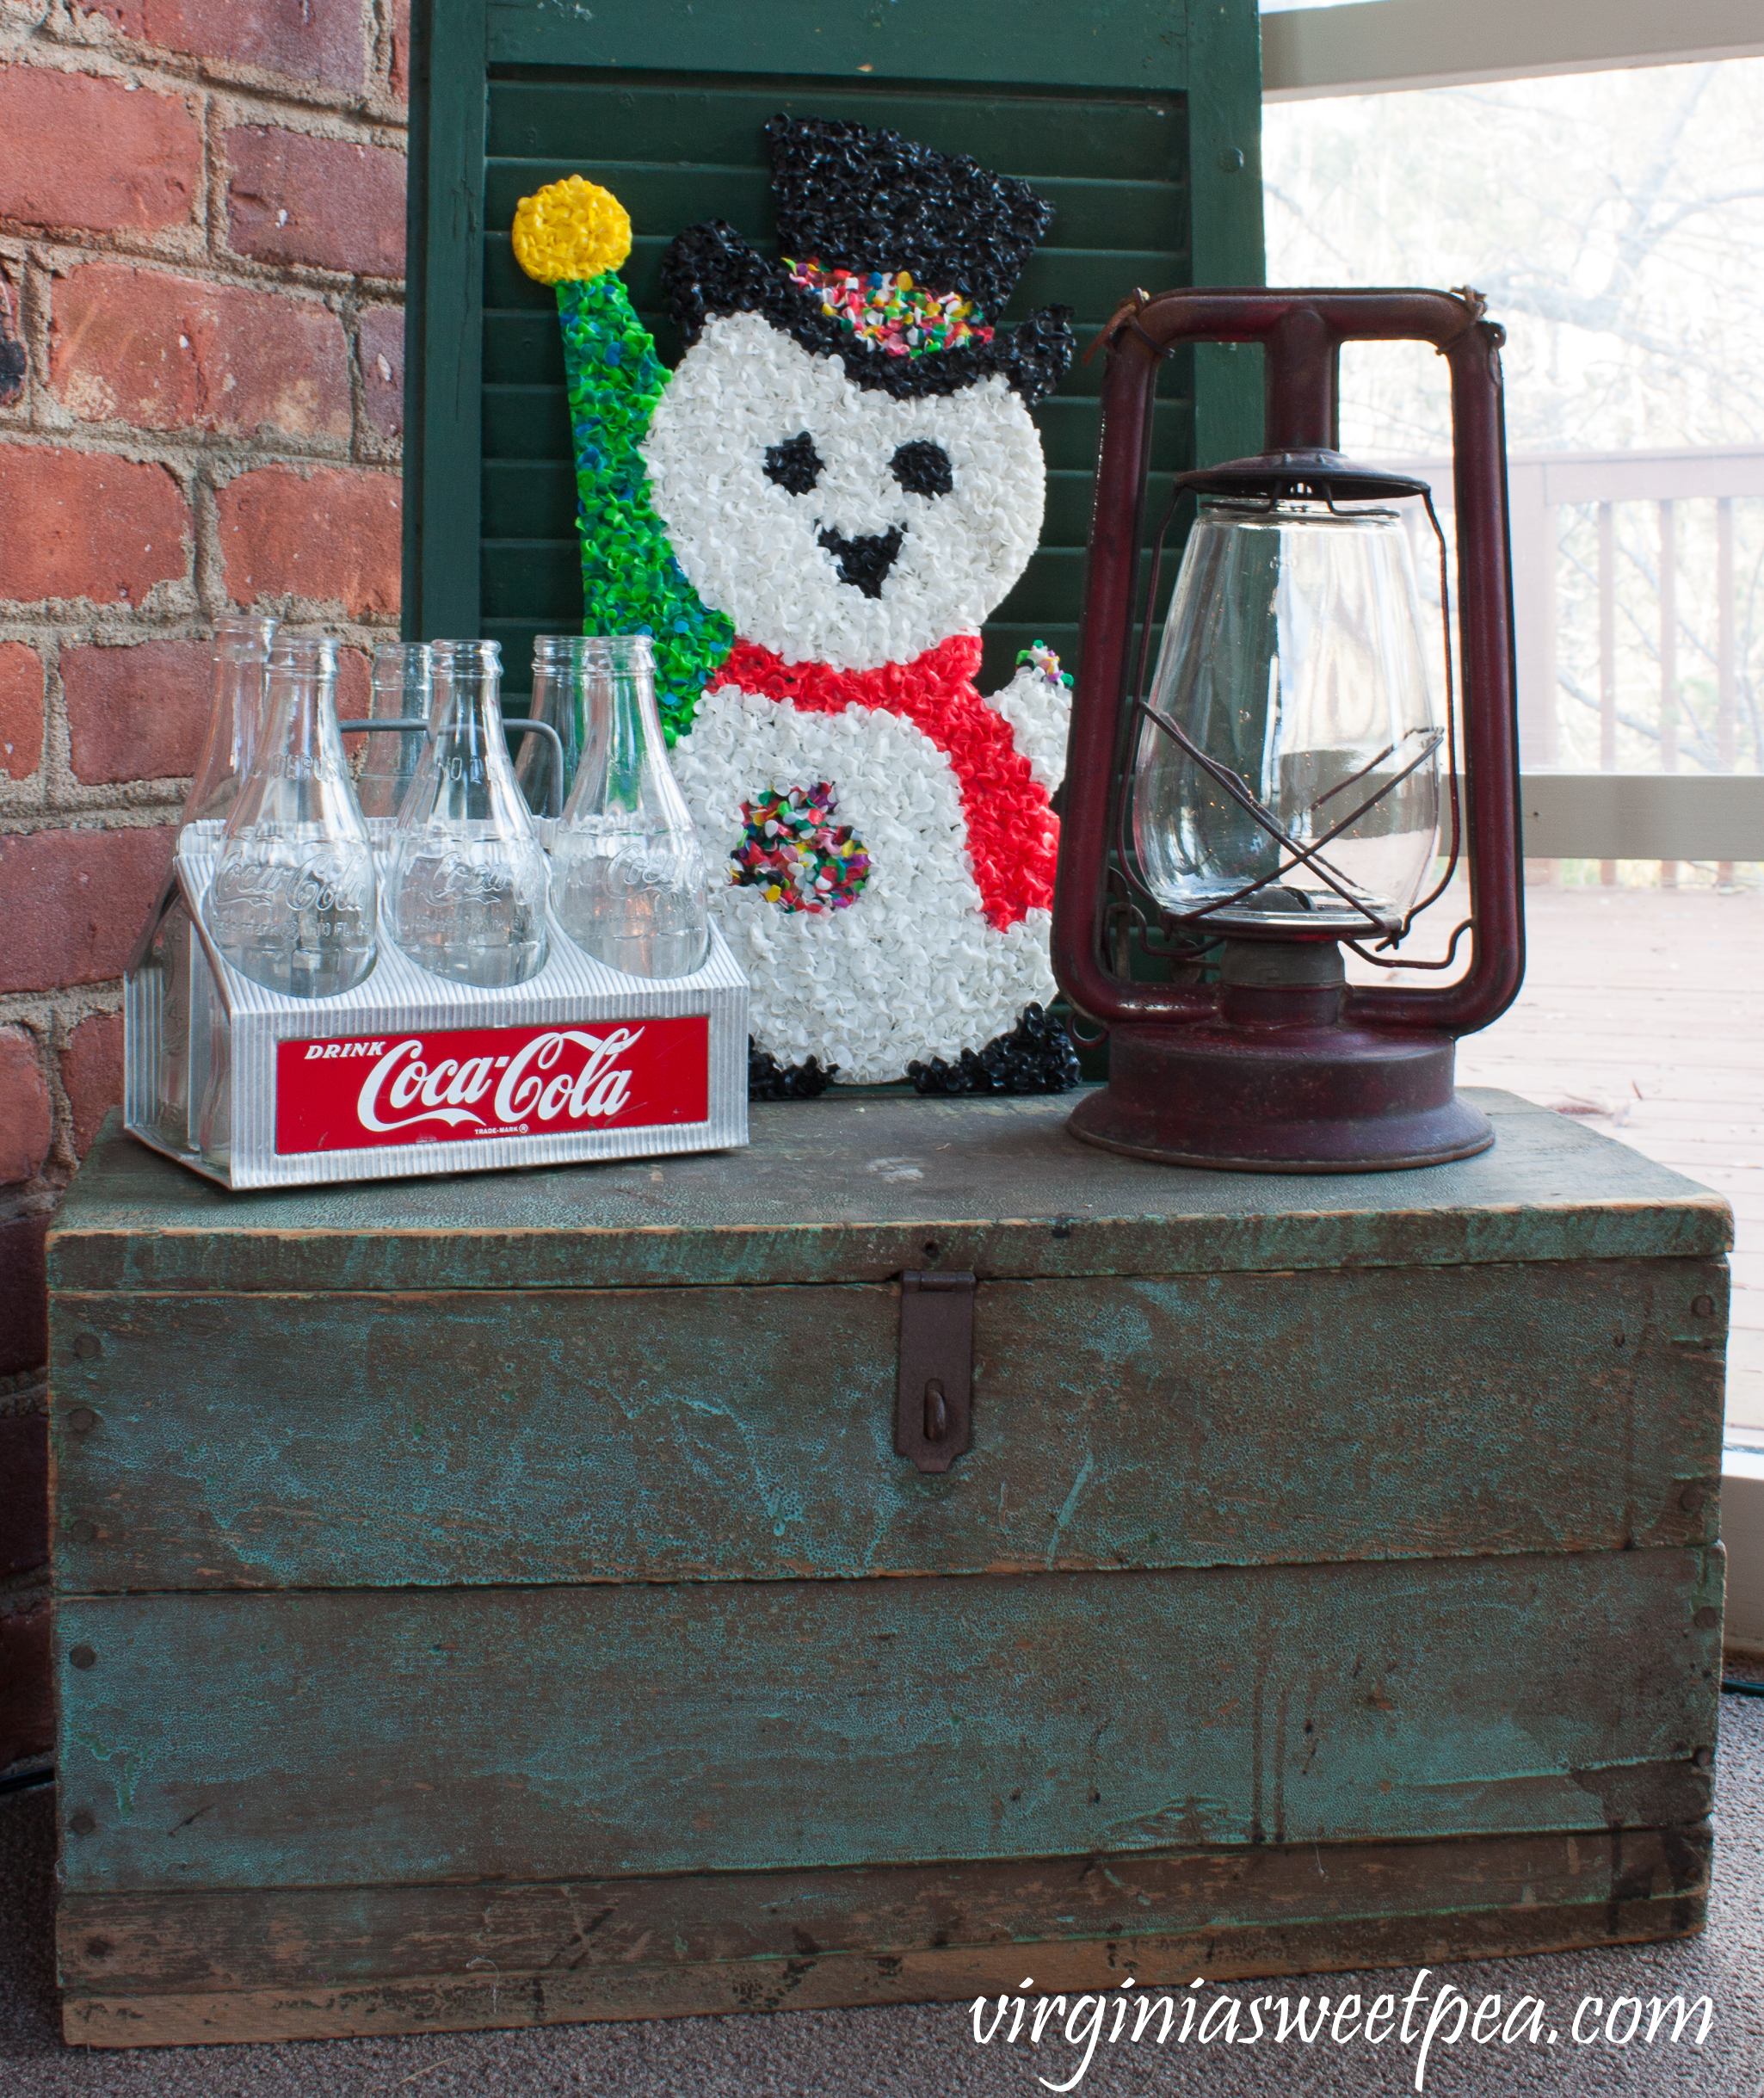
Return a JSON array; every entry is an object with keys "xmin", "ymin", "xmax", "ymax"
[{"xmin": 406, "ymin": 0, "xmax": 1264, "ymax": 701}]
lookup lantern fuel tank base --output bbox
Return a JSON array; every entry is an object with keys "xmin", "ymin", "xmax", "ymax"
[{"xmin": 1068, "ymin": 1021, "xmax": 1495, "ymax": 1175}]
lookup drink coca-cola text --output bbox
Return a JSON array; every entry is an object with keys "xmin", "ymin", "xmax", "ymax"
[{"xmin": 275, "ymin": 1015, "xmax": 709, "ymax": 1154}]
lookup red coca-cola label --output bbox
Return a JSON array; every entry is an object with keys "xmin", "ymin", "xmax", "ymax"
[{"xmin": 274, "ymin": 1016, "xmax": 710, "ymax": 1155}]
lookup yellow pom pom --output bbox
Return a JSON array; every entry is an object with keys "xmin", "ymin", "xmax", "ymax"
[{"xmin": 511, "ymin": 176, "xmax": 632, "ymax": 284}]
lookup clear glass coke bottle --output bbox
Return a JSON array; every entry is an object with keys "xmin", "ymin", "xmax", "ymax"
[
  {"xmin": 134, "ymin": 891, "xmax": 208, "ymax": 1158},
  {"xmin": 385, "ymin": 639, "xmax": 551, "ymax": 987},
  {"xmin": 182, "ymin": 613, "xmax": 280, "ymax": 836},
  {"xmin": 356, "ymin": 641, "xmax": 433, "ymax": 842},
  {"xmin": 204, "ymin": 633, "xmax": 379, "ymax": 999},
  {"xmin": 550, "ymin": 634, "xmax": 711, "ymax": 978},
  {"xmin": 140, "ymin": 615, "xmax": 279, "ymax": 1153},
  {"xmin": 516, "ymin": 633, "xmax": 588, "ymax": 840}
]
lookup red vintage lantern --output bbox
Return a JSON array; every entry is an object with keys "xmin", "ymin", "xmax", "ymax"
[{"xmin": 1054, "ymin": 290, "xmax": 1524, "ymax": 1172}]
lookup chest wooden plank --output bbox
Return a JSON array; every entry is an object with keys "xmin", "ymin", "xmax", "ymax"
[
  {"xmin": 47, "ymin": 1093, "xmax": 1730, "ymax": 1296},
  {"xmin": 53, "ymin": 1256, "xmax": 1723, "ymax": 1591},
  {"xmin": 58, "ymin": 1822, "xmax": 1711, "ymax": 2044},
  {"xmin": 57, "ymin": 1547, "xmax": 1718, "ymax": 1896},
  {"xmin": 58, "ymin": 1822, "xmax": 1708, "ymax": 2018}
]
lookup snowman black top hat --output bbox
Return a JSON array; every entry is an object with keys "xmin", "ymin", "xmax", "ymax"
[{"xmin": 660, "ymin": 116, "xmax": 1076, "ymax": 404}]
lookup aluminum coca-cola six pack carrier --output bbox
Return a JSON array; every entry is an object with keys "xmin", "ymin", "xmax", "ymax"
[{"xmin": 125, "ymin": 829, "xmax": 749, "ymax": 1189}]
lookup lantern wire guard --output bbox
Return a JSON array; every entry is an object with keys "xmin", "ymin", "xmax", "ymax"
[
  {"xmin": 1117, "ymin": 466, "xmax": 1466, "ymax": 963},
  {"xmin": 1054, "ymin": 291, "xmax": 1526, "ymax": 1172}
]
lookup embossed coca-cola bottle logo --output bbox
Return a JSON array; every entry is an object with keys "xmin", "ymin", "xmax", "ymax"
[
  {"xmin": 424, "ymin": 855, "xmax": 519, "ymax": 905},
  {"xmin": 211, "ymin": 859, "xmax": 373, "ymax": 918}
]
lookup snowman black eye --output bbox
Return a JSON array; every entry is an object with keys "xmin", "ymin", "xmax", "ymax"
[
  {"xmin": 891, "ymin": 441, "xmax": 954, "ymax": 498},
  {"xmin": 764, "ymin": 431, "xmax": 823, "ymax": 496}
]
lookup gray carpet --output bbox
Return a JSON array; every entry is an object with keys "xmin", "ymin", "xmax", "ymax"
[{"xmin": 3, "ymin": 1699, "xmax": 1762, "ymax": 2097}]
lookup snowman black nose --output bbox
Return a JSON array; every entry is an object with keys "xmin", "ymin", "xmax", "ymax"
[
  {"xmin": 765, "ymin": 431, "xmax": 822, "ymax": 495},
  {"xmin": 817, "ymin": 525, "xmax": 904, "ymax": 599}
]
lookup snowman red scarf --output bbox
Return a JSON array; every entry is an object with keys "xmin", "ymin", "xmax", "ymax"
[{"xmin": 715, "ymin": 635, "xmax": 1058, "ymax": 934}]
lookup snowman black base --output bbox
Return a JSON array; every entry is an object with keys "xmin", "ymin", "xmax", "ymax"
[
  {"xmin": 747, "ymin": 1009, "xmax": 1079, "ymax": 1102},
  {"xmin": 747, "ymin": 1042, "xmax": 840, "ymax": 1101},
  {"xmin": 908, "ymin": 1004, "xmax": 1081, "ymax": 1097}
]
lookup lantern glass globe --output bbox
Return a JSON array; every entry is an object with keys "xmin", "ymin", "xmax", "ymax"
[{"xmin": 1131, "ymin": 497, "xmax": 1443, "ymax": 937}]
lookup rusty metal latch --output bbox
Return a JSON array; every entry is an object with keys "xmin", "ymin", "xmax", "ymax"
[{"xmin": 896, "ymin": 1272, "xmax": 974, "ymax": 1474}]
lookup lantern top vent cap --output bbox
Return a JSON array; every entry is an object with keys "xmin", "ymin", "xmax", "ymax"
[{"xmin": 1177, "ymin": 447, "xmax": 1432, "ymax": 506}]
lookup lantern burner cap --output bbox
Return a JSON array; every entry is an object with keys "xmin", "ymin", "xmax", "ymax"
[
  {"xmin": 1177, "ymin": 447, "xmax": 1432, "ymax": 506},
  {"xmin": 1219, "ymin": 938, "xmax": 1345, "ymax": 988}
]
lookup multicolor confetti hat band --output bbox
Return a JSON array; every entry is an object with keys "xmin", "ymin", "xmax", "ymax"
[{"xmin": 785, "ymin": 258, "xmax": 993, "ymax": 360}]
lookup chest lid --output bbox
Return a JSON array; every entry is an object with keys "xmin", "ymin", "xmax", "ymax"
[{"xmin": 52, "ymin": 1089, "xmax": 1728, "ymax": 1296}]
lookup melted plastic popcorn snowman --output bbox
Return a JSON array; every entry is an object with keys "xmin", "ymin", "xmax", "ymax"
[{"xmin": 515, "ymin": 118, "xmax": 1080, "ymax": 1087}]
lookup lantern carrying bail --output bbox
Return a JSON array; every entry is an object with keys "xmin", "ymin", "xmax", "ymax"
[{"xmin": 1052, "ymin": 285, "xmax": 1525, "ymax": 1174}]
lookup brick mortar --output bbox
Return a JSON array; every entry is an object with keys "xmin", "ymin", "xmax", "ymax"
[
  {"xmin": 40, "ymin": 978, "xmax": 122, "ymax": 1175},
  {"xmin": 10, "ymin": 4, "xmax": 408, "ymax": 127},
  {"xmin": 0, "ymin": 0, "xmax": 410, "ymax": 1316},
  {"xmin": 2, "ymin": 213, "xmax": 409, "ymax": 294},
  {"xmin": 0, "ymin": 1184, "xmax": 56, "ymax": 1230},
  {"xmin": 0, "ymin": 608, "xmax": 396, "ymax": 822},
  {"xmin": 0, "ymin": 93, "xmax": 407, "ymax": 284}
]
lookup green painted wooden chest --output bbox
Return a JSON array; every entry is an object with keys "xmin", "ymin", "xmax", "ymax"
[{"xmin": 47, "ymin": 1089, "xmax": 1730, "ymax": 2045}]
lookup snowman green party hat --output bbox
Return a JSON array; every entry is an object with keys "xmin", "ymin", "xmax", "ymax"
[{"xmin": 512, "ymin": 177, "xmax": 734, "ymax": 743}]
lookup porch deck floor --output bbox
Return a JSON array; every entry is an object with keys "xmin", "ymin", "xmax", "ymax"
[{"xmin": 1446, "ymin": 885, "xmax": 1764, "ymax": 1447}]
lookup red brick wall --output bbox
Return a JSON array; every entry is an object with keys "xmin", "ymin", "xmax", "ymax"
[{"xmin": 0, "ymin": 0, "xmax": 406, "ymax": 1764}]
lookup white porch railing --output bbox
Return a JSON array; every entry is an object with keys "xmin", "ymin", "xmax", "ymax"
[{"xmin": 1391, "ymin": 444, "xmax": 1764, "ymax": 864}]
